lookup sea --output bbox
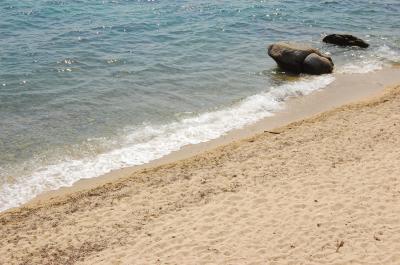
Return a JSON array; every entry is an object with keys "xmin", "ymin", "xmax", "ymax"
[{"xmin": 1, "ymin": 0, "xmax": 399, "ymax": 211}]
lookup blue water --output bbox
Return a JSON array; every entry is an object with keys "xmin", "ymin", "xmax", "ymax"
[{"xmin": 1, "ymin": 0, "xmax": 399, "ymax": 211}]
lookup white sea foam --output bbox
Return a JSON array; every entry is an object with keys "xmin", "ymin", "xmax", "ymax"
[
  {"xmin": 338, "ymin": 61, "xmax": 384, "ymax": 74},
  {"xmin": 376, "ymin": 44, "xmax": 400, "ymax": 63},
  {"xmin": 337, "ymin": 45, "xmax": 400, "ymax": 74},
  {"xmin": 0, "ymin": 75, "xmax": 335, "ymax": 211}
]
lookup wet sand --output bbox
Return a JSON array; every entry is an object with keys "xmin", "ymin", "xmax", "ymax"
[{"xmin": 1, "ymin": 67, "xmax": 400, "ymax": 264}]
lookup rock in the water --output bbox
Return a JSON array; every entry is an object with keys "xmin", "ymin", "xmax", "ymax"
[
  {"xmin": 323, "ymin": 34, "xmax": 369, "ymax": 48},
  {"xmin": 303, "ymin": 53, "xmax": 334, "ymax": 75},
  {"xmin": 267, "ymin": 42, "xmax": 333, "ymax": 75}
]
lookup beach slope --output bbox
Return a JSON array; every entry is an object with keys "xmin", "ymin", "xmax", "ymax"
[{"xmin": 1, "ymin": 84, "xmax": 400, "ymax": 264}]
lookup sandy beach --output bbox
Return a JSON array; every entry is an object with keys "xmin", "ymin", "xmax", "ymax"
[{"xmin": 1, "ymin": 68, "xmax": 400, "ymax": 264}]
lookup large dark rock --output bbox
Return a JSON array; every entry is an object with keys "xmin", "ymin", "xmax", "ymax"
[
  {"xmin": 323, "ymin": 34, "xmax": 369, "ymax": 48},
  {"xmin": 267, "ymin": 42, "xmax": 333, "ymax": 75}
]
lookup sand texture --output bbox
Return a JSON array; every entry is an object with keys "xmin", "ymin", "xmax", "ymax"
[{"xmin": 1, "ymin": 84, "xmax": 400, "ymax": 265}]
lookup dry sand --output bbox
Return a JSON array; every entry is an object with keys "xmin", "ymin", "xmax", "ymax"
[{"xmin": 1, "ymin": 72, "xmax": 400, "ymax": 264}]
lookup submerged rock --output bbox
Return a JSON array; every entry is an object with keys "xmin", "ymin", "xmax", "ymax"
[
  {"xmin": 323, "ymin": 34, "xmax": 369, "ymax": 48},
  {"xmin": 267, "ymin": 42, "xmax": 334, "ymax": 75}
]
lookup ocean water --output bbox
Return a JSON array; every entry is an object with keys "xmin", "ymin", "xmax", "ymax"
[{"xmin": 0, "ymin": 0, "xmax": 399, "ymax": 211}]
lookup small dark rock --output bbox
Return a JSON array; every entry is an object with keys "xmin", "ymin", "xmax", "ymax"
[
  {"xmin": 323, "ymin": 34, "xmax": 369, "ymax": 48},
  {"xmin": 374, "ymin": 235, "xmax": 381, "ymax": 241}
]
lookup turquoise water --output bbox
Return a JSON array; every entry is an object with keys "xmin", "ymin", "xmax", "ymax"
[{"xmin": 1, "ymin": 0, "xmax": 399, "ymax": 210}]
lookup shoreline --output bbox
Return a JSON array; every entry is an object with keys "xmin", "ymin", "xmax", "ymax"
[
  {"xmin": 22, "ymin": 65, "xmax": 400, "ymax": 209},
  {"xmin": 1, "ymin": 68, "xmax": 400, "ymax": 264}
]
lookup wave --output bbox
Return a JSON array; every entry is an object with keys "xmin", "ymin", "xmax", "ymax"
[
  {"xmin": 336, "ymin": 44, "xmax": 400, "ymax": 74},
  {"xmin": 0, "ymin": 75, "xmax": 335, "ymax": 211},
  {"xmin": 337, "ymin": 61, "xmax": 384, "ymax": 74}
]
